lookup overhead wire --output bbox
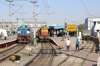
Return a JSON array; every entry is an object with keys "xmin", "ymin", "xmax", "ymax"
[
  {"xmin": 35, "ymin": 8, "xmax": 47, "ymax": 16},
  {"xmin": 42, "ymin": 0, "xmax": 50, "ymax": 21},
  {"xmin": 80, "ymin": 0, "xmax": 90, "ymax": 15},
  {"xmin": 44, "ymin": 0, "xmax": 50, "ymax": 21},
  {"xmin": 0, "ymin": 0, "xmax": 24, "ymax": 18},
  {"xmin": 42, "ymin": 0, "xmax": 49, "ymax": 15},
  {"xmin": 46, "ymin": 0, "xmax": 49, "ymax": 6},
  {"xmin": 1, "ymin": 0, "xmax": 51, "ymax": 22},
  {"xmin": 15, "ymin": 2, "xmax": 26, "ymax": 19},
  {"xmin": 15, "ymin": 1, "xmax": 25, "ymax": 13},
  {"xmin": 12, "ymin": 4, "xmax": 24, "ymax": 15},
  {"xmin": 44, "ymin": 9, "xmax": 50, "ymax": 21}
]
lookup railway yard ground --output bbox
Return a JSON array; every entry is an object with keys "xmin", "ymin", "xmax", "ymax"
[
  {"xmin": 51, "ymin": 37, "xmax": 100, "ymax": 66},
  {"xmin": 0, "ymin": 36, "xmax": 100, "ymax": 66}
]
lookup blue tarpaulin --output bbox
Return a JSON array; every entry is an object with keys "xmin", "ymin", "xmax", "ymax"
[{"xmin": 54, "ymin": 25, "xmax": 65, "ymax": 29}]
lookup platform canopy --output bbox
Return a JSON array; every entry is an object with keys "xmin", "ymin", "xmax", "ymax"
[{"xmin": 54, "ymin": 25, "xmax": 65, "ymax": 29}]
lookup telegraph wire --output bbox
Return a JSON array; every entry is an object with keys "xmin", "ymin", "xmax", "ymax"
[{"xmin": 81, "ymin": 0, "xmax": 90, "ymax": 15}]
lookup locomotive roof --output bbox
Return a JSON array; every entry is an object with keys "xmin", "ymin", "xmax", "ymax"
[
  {"xmin": 18, "ymin": 25, "xmax": 30, "ymax": 30},
  {"xmin": 40, "ymin": 26, "xmax": 48, "ymax": 29}
]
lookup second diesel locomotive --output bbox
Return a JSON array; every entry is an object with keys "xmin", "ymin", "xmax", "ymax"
[
  {"xmin": 81, "ymin": 29, "xmax": 91, "ymax": 40},
  {"xmin": 36, "ymin": 26, "xmax": 50, "ymax": 42}
]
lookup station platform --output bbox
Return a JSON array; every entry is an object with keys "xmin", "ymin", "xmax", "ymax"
[
  {"xmin": 50, "ymin": 37, "xmax": 77, "ymax": 48},
  {"xmin": 50, "ymin": 36, "xmax": 100, "ymax": 66},
  {"xmin": 0, "ymin": 36, "xmax": 17, "ymax": 48},
  {"xmin": 0, "ymin": 36, "xmax": 16, "ymax": 44}
]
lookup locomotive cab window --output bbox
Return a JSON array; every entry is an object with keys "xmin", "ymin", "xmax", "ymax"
[{"xmin": 28, "ymin": 28, "xmax": 30, "ymax": 31}]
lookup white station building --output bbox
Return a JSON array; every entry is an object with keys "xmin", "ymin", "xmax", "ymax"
[{"xmin": 85, "ymin": 18, "xmax": 100, "ymax": 37}]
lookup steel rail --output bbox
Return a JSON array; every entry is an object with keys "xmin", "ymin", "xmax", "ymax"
[
  {"xmin": 0, "ymin": 44, "xmax": 26, "ymax": 61},
  {"xmin": 27, "ymin": 42, "xmax": 54, "ymax": 66},
  {"xmin": 81, "ymin": 41, "xmax": 95, "ymax": 66}
]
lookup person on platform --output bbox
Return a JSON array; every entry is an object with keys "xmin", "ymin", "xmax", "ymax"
[
  {"xmin": 75, "ymin": 39, "xmax": 80, "ymax": 51},
  {"xmin": 1, "ymin": 32, "xmax": 4, "ymax": 37},
  {"xmin": 66, "ymin": 38, "xmax": 71, "ymax": 51}
]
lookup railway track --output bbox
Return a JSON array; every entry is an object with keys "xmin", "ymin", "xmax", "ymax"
[
  {"xmin": 81, "ymin": 41, "xmax": 95, "ymax": 66},
  {"xmin": 26, "ymin": 42, "xmax": 56, "ymax": 66},
  {"xmin": 0, "ymin": 44, "xmax": 26, "ymax": 62},
  {"xmin": 57, "ymin": 40, "xmax": 95, "ymax": 66},
  {"xmin": 80, "ymin": 40, "xmax": 95, "ymax": 52}
]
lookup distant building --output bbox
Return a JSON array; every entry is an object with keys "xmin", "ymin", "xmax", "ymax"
[
  {"xmin": 25, "ymin": 22, "xmax": 46, "ymax": 31},
  {"xmin": 85, "ymin": 18, "xmax": 100, "ymax": 37},
  {"xmin": 0, "ymin": 22, "xmax": 17, "ymax": 31},
  {"xmin": 0, "ymin": 21, "xmax": 46, "ymax": 32},
  {"xmin": 85, "ymin": 18, "xmax": 100, "ymax": 30}
]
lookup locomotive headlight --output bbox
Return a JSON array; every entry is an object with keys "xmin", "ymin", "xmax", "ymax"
[
  {"xmin": 27, "ymin": 31, "xmax": 30, "ymax": 33},
  {"xmin": 18, "ymin": 31, "xmax": 21, "ymax": 33}
]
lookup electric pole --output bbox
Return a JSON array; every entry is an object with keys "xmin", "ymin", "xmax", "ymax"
[
  {"xmin": 64, "ymin": 19, "xmax": 67, "ymax": 37},
  {"xmin": 30, "ymin": 0, "xmax": 37, "ymax": 22},
  {"xmin": 6, "ymin": 0, "xmax": 13, "ymax": 16}
]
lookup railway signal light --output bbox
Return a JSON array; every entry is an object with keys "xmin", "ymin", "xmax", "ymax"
[{"xmin": 65, "ymin": 23, "xmax": 67, "ymax": 28}]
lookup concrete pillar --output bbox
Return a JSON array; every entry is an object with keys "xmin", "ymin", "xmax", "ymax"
[{"xmin": 79, "ymin": 32, "xmax": 82, "ymax": 38}]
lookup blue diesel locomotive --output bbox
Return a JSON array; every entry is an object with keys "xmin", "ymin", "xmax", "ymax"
[{"xmin": 17, "ymin": 25, "xmax": 31, "ymax": 43}]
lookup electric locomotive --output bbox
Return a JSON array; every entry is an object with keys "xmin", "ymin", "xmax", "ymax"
[{"xmin": 17, "ymin": 25, "xmax": 32, "ymax": 43}]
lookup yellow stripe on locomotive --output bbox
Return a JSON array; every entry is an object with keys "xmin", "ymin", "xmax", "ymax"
[{"xmin": 41, "ymin": 29, "xmax": 48, "ymax": 32}]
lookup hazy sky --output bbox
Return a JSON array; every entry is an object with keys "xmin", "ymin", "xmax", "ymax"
[{"xmin": 1, "ymin": 0, "xmax": 100, "ymax": 25}]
